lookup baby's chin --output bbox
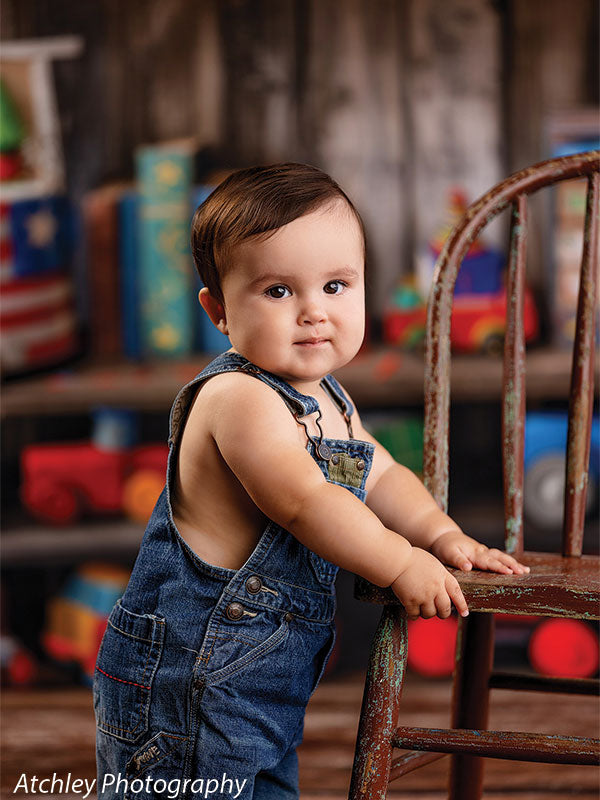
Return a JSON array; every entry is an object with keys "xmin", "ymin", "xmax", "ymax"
[{"xmin": 230, "ymin": 344, "xmax": 360, "ymax": 383}]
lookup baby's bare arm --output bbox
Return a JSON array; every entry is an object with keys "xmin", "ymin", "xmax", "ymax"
[
  {"xmin": 351, "ymin": 407, "xmax": 529, "ymax": 578},
  {"xmin": 202, "ymin": 373, "xmax": 412, "ymax": 587}
]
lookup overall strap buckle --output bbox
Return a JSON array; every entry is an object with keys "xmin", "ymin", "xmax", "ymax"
[{"xmin": 294, "ymin": 410, "xmax": 332, "ymax": 461}]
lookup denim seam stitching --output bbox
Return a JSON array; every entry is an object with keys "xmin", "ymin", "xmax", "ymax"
[
  {"xmin": 96, "ymin": 667, "xmax": 150, "ymax": 690},
  {"xmin": 211, "ymin": 633, "xmax": 263, "ymax": 645},
  {"xmin": 106, "ymin": 619, "xmax": 155, "ymax": 644},
  {"xmin": 198, "ymin": 620, "xmax": 222, "ymax": 665}
]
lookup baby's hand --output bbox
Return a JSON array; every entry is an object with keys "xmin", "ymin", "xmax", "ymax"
[
  {"xmin": 390, "ymin": 547, "xmax": 469, "ymax": 620},
  {"xmin": 430, "ymin": 530, "xmax": 530, "ymax": 575}
]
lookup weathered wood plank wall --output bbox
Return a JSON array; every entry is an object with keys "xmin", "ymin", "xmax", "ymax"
[{"xmin": 1, "ymin": 0, "xmax": 597, "ymax": 322}]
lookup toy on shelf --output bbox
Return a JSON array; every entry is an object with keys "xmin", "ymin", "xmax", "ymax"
[
  {"xmin": 385, "ymin": 190, "xmax": 539, "ymax": 355},
  {"xmin": 368, "ymin": 412, "xmax": 424, "ymax": 476},
  {"xmin": 0, "ymin": 79, "xmax": 25, "ymax": 180},
  {"xmin": 0, "ymin": 37, "xmax": 83, "ymax": 375},
  {"xmin": 20, "ymin": 407, "xmax": 168, "ymax": 525},
  {"xmin": 407, "ymin": 614, "xmax": 599, "ymax": 680},
  {"xmin": 524, "ymin": 411, "xmax": 599, "ymax": 530},
  {"xmin": 0, "ymin": 37, "xmax": 83, "ymax": 200},
  {"xmin": 42, "ymin": 562, "xmax": 130, "ymax": 685},
  {"xmin": 384, "ymin": 281, "xmax": 539, "ymax": 356},
  {"xmin": 0, "ymin": 634, "xmax": 38, "ymax": 687}
]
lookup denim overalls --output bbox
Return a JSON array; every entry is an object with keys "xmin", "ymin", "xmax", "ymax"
[{"xmin": 93, "ymin": 351, "xmax": 374, "ymax": 799}]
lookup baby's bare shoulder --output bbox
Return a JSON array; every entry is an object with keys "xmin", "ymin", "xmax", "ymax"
[{"xmin": 187, "ymin": 370, "xmax": 300, "ymax": 441}]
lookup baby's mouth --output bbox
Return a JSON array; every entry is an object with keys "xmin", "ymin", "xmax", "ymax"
[{"xmin": 294, "ymin": 338, "xmax": 329, "ymax": 347}]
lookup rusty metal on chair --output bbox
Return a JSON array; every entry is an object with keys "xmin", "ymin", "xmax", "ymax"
[
  {"xmin": 349, "ymin": 151, "xmax": 600, "ymax": 800},
  {"xmin": 564, "ymin": 170, "xmax": 599, "ymax": 556}
]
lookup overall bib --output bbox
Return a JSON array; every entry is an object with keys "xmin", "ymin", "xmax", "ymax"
[{"xmin": 93, "ymin": 351, "xmax": 374, "ymax": 799}]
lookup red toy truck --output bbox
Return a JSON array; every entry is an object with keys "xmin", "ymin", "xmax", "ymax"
[
  {"xmin": 21, "ymin": 442, "xmax": 168, "ymax": 525},
  {"xmin": 384, "ymin": 286, "xmax": 539, "ymax": 355}
]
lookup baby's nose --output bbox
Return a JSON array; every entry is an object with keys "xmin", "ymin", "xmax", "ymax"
[{"xmin": 298, "ymin": 298, "xmax": 327, "ymax": 324}]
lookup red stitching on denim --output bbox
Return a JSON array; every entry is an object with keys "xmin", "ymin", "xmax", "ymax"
[{"xmin": 96, "ymin": 666, "xmax": 151, "ymax": 690}]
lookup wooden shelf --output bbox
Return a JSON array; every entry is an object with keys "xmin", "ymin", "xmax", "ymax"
[
  {"xmin": 1, "ymin": 519, "xmax": 144, "ymax": 566},
  {"xmin": 1, "ymin": 347, "xmax": 593, "ymax": 417}
]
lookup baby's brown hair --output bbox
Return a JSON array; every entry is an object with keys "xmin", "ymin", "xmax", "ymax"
[{"xmin": 190, "ymin": 163, "xmax": 365, "ymax": 305}]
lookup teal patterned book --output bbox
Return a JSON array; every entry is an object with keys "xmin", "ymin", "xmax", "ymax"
[{"xmin": 136, "ymin": 139, "xmax": 195, "ymax": 358}]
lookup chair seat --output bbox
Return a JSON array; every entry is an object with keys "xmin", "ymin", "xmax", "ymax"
[{"xmin": 355, "ymin": 552, "xmax": 600, "ymax": 620}]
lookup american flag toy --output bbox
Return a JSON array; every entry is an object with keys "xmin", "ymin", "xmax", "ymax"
[{"xmin": 0, "ymin": 198, "xmax": 79, "ymax": 374}]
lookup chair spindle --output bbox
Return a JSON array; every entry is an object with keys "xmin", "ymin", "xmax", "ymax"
[
  {"xmin": 563, "ymin": 171, "xmax": 599, "ymax": 556},
  {"xmin": 502, "ymin": 195, "xmax": 528, "ymax": 557}
]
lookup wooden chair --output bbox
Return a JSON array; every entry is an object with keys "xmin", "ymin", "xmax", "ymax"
[{"xmin": 349, "ymin": 151, "xmax": 600, "ymax": 800}]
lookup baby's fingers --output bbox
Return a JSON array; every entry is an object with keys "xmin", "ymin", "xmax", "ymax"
[
  {"xmin": 446, "ymin": 575, "xmax": 469, "ymax": 618},
  {"xmin": 434, "ymin": 594, "xmax": 453, "ymax": 619},
  {"xmin": 472, "ymin": 548, "xmax": 529, "ymax": 575},
  {"xmin": 497, "ymin": 552, "xmax": 530, "ymax": 574}
]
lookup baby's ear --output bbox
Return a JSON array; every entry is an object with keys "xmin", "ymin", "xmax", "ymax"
[{"xmin": 198, "ymin": 288, "xmax": 228, "ymax": 335}]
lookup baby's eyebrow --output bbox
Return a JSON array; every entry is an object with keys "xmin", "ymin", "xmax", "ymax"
[
  {"xmin": 249, "ymin": 272, "xmax": 289, "ymax": 288},
  {"xmin": 249, "ymin": 266, "xmax": 360, "ymax": 288},
  {"xmin": 330, "ymin": 266, "xmax": 360, "ymax": 280}
]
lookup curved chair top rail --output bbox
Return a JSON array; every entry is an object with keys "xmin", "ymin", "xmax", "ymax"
[{"xmin": 423, "ymin": 150, "xmax": 599, "ymax": 556}]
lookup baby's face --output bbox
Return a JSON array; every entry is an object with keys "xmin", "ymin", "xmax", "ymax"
[{"xmin": 218, "ymin": 201, "xmax": 365, "ymax": 392}]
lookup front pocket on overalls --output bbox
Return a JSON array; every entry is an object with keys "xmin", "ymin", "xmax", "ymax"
[
  {"xmin": 94, "ymin": 600, "xmax": 165, "ymax": 744},
  {"xmin": 203, "ymin": 612, "xmax": 291, "ymax": 684}
]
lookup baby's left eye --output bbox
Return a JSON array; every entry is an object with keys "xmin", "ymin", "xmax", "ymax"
[{"xmin": 323, "ymin": 280, "xmax": 346, "ymax": 295}]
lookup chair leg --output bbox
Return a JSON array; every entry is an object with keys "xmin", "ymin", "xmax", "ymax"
[
  {"xmin": 349, "ymin": 605, "xmax": 408, "ymax": 800},
  {"xmin": 448, "ymin": 612, "xmax": 495, "ymax": 800}
]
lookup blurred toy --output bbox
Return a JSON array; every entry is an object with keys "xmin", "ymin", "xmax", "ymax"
[
  {"xmin": 426, "ymin": 189, "xmax": 506, "ymax": 296},
  {"xmin": 407, "ymin": 616, "xmax": 458, "ymax": 677},
  {"xmin": 0, "ymin": 79, "xmax": 25, "ymax": 180},
  {"xmin": 384, "ymin": 282, "xmax": 539, "ymax": 356},
  {"xmin": 21, "ymin": 407, "xmax": 168, "ymax": 525},
  {"xmin": 407, "ymin": 614, "xmax": 599, "ymax": 679},
  {"xmin": 369, "ymin": 412, "xmax": 424, "ymax": 476},
  {"xmin": 42, "ymin": 562, "xmax": 129, "ymax": 684},
  {"xmin": 450, "ymin": 287, "xmax": 538, "ymax": 355},
  {"xmin": 524, "ymin": 412, "xmax": 599, "ymax": 529},
  {"xmin": 0, "ymin": 37, "xmax": 83, "ymax": 201},
  {"xmin": 0, "ymin": 634, "xmax": 38, "ymax": 686},
  {"xmin": 0, "ymin": 39, "xmax": 83, "ymax": 375},
  {"xmin": 386, "ymin": 190, "xmax": 539, "ymax": 355}
]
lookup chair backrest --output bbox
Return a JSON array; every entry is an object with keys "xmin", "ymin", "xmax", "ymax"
[{"xmin": 424, "ymin": 151, "xmax": 599, "ymax": 558}]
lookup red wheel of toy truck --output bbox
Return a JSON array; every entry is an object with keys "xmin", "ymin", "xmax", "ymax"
[
  {"xmin": 22, "ymin": 480, "xmax": 80, "ymax": 525},
  {"xmin": 407, "ymin": 616, "xmax": 458, "ymax": 677},
  {"xmin": 122, "ymin": 469, "xmax": 165, "ymax": 524},
  {"xmin": 528, "ymin": 619, "xmax": 599, "ymax": 678}
]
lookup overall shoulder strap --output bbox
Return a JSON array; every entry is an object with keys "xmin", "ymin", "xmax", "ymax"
[
  {"xmin": 167, "ymin": 351, "xmax": 319, "ymax": 446},
  {"xmin": 320, "ymin": 373, "xmax": 355, "ymax": 437}
]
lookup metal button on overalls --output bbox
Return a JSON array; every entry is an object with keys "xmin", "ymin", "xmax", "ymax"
[
  {"xmin": 246, "ymin": 576, "xmax": 262, "ymax": 594},
  {"xmin": 225, "ymin": 602, "xmax": 245, "ymax": 620}
]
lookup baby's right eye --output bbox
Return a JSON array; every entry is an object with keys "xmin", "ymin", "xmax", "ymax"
[{"xmin": 265, "ymin": 285, "xmax": 291, "ymax": 299}]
